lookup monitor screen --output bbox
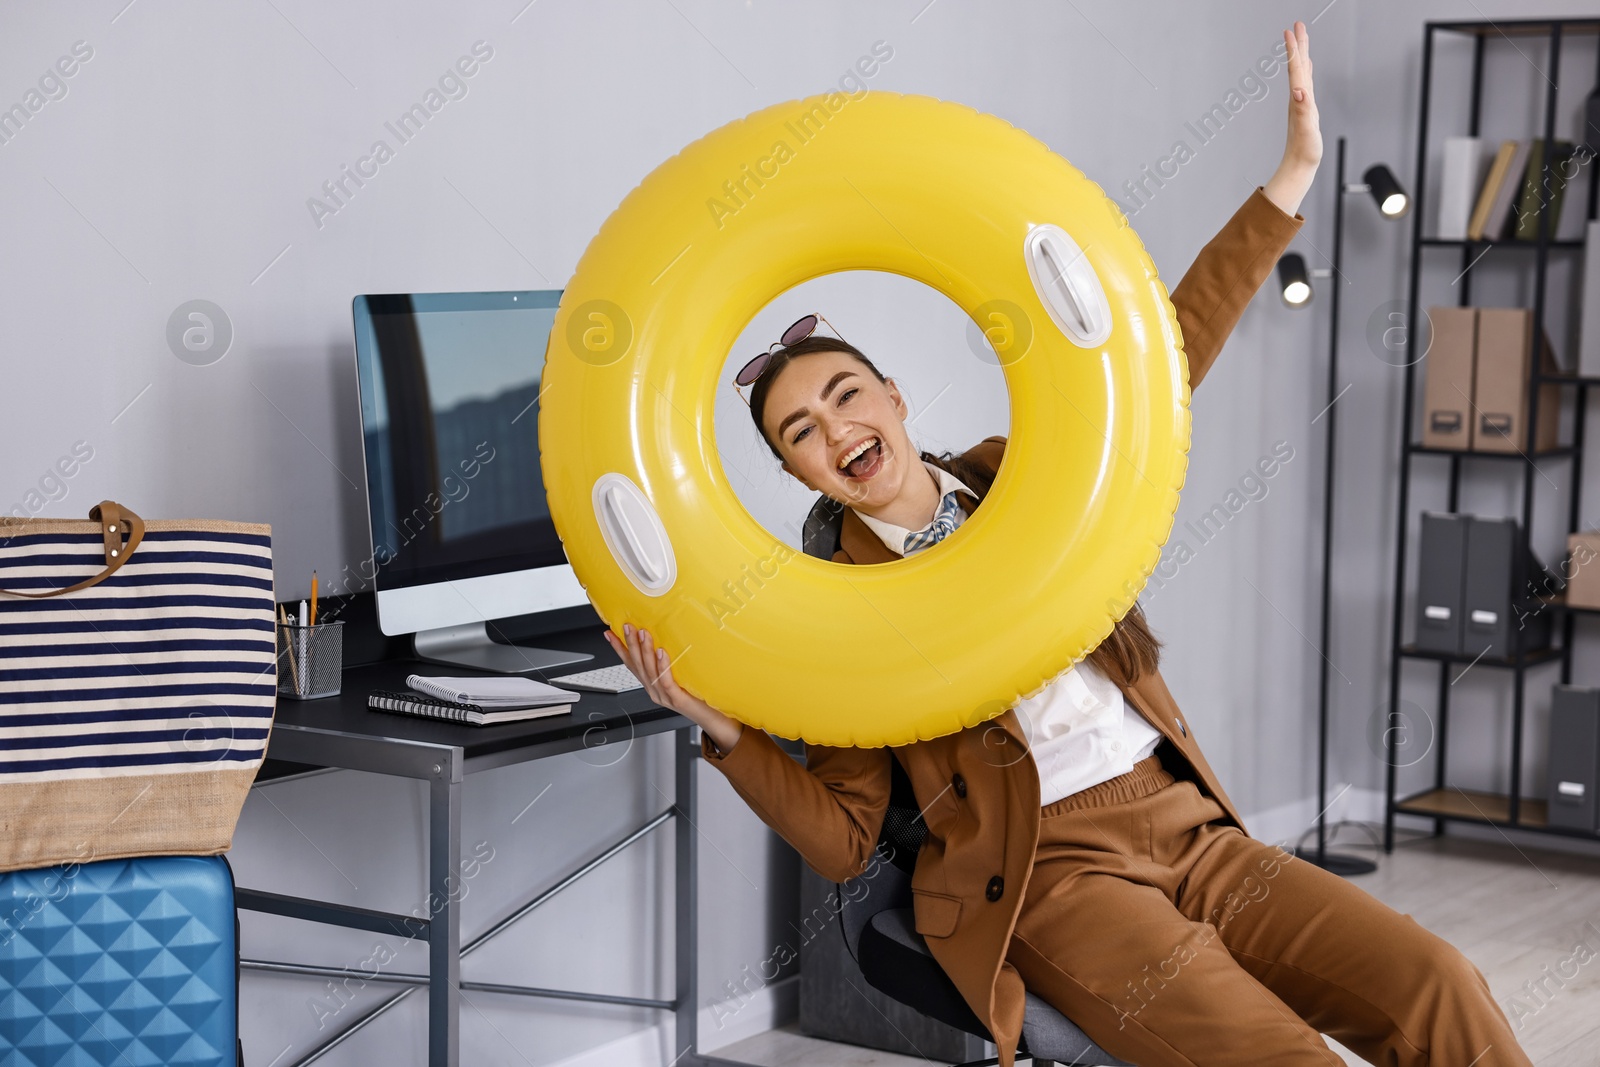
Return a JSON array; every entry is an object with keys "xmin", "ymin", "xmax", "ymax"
[{"xmin": 352, "ymin": 290, "xmax": 566, "ymax": 594}]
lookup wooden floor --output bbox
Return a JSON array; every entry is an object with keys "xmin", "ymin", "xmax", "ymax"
[{"xmin": 714, "ymin": 828, "xmax": 1600, "ymax": 1066}]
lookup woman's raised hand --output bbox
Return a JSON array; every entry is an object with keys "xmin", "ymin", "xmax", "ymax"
[
  {"xmin": 1262, "ymin": 20, "xmax": 1322, "ymax": 217},
  {"xmin": 604, "ymin": 623, "xmax": 746, "ymax": 754}
]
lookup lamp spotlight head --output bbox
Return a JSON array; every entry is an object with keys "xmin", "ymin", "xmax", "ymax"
[
  {"xmin": 1363, "ymin": 164, "xmax": 1410, "ymax": 218},
  {"xmin": 1277, "ymin": 253, "xmax": 1312, "ymax": 307}
]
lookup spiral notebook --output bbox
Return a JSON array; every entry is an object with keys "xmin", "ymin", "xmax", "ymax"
[
  {"xmin": 368, "ymin": 690, "xmax": 575, "ymax": 726},
  {"xmin": 405, "ymin": 674, "xmax": 579, "ymax": 709}
]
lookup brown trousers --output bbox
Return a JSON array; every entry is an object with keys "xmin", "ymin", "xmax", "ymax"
[{"xmin": 1005, "ymin": 751, "xmax": 1533, "ymax": 1066}]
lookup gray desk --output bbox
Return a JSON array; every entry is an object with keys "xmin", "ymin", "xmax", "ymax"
[{"xmin": 238, "ymin": 622, "xmax": 756, "ymax": 1067}]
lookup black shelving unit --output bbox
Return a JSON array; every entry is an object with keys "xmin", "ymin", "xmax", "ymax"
[{"xmin": 1384, "ymin": 18, "xmax": 1600, "ymax": 850}]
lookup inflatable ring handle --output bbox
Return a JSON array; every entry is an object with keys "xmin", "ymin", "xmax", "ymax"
[
  {"xmin": 1025, "ymin": 224, "xmax": 1112, "ymax": 348},
  {"xmin": 592, "ymin": 474, "xmax": 677, "ymax": 596}
]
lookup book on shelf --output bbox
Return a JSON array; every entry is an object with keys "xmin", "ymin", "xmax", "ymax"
[
  {"xmin": 1467, "ymin": 139, "xmax": 1524, "ymax": 240},
  {"xmin": 1509, "ymin": 138, "xmax": 1576, "ymax": 241},
  {"xmin": 1463, "ymin": 137, "xmax": 1577, "ymax": 242},
  {"xmin": 368, "ymin": 689, "xmax": 574, "ymax": 726},
  {"xmin": 1582, "ymin": 220, "xmax": 1600, "ymax": 378},
  {"xmin": 1437, "ymin": 136, "xmax": 1482, "ymax": 241}
]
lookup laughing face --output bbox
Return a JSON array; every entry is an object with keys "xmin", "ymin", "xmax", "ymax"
[{"xmin": 760, "ymin": 347, "xmax": 923, "ymax": 516}]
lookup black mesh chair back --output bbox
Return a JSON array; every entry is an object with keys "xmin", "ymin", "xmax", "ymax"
[{"xmin": 801, "ymin": 493, "xmax": 848, "ymax": 561}]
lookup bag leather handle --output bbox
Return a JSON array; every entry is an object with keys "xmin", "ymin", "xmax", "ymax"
[{"xmin": 0, "ymin": 500, "xmax": 146, "ymax": 598}]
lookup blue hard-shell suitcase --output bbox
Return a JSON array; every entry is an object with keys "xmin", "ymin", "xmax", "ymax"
[{"xmin": 0, "ymin": 854, "xmax": 241, "ymax": 1066}]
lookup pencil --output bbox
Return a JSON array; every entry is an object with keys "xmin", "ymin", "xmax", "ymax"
[{"xmin": 310, "ymin": 570, "xmax": 318, "ymax": 627}]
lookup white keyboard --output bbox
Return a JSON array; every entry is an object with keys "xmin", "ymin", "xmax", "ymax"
[{"xmin": 547, "ymin": 663, "xmax": 645, "ymax": 694}]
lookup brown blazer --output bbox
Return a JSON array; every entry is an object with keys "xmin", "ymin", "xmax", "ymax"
[{"xmin": 701, "ymin": 187, "xmax": 1303, "ymax": 1067}]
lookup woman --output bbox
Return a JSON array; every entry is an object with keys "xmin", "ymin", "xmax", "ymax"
[{"xmin": 607, "ymin": 22, "xmax": 1533, "ymax": 1067}]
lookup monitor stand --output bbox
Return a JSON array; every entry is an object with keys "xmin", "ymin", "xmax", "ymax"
[{"xmin": 411, "ymin": 621, "xmax": 594, "ymax": 675}]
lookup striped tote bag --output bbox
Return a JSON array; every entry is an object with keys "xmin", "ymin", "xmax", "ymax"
[{"xmin": 0, "ymin": 501, "xmax": 277, "ymax": 872}]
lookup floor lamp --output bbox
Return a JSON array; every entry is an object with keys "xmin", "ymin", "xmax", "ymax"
[{"xmin": 1276, "ymin": 136, "xmax": 1409, "ymax": 877}]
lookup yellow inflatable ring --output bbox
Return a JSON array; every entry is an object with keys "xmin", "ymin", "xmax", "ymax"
[{"xmin": 540, "ymin": 91, "xmax": 1190, "ymax": 748}]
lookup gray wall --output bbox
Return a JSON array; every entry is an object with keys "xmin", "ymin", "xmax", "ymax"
[{"xmin": 4, "ymin": 1, "xmax": 1599, "ymax": 1064}]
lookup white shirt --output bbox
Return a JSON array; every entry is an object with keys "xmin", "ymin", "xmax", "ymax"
[
  {"xmin": 854, "ymin": 460, "xmax": 977, "ymax": 554},
  {"xmin": 852, "ymin": 460, "xmax": 1164, "ymax": 805}
]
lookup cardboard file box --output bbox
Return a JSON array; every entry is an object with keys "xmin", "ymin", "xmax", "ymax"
[
  {"xmin": 1567, "ymin": 531, "xmax": 1600, "ymax": 610},
  {"xmin": 1422, "ymin": 306, "xmax": 1477, "ymax": 449},
  {"xmin": 1474, "ymin": 307, "xmax": 1561, "ymax": 454},
  {"xmin": 1547, "ymin": 686, "xmax": 1600, "ymax": 834}
]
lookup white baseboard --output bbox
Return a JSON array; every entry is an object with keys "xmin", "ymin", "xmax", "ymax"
[
  {"xmin": 1243, "ymin": 785, "xmax": 1600, "ymax": 860},
  {"xmin": 699, "ymin": 972, "xmax": 799, "ymax": 1052},
  {"xmin": 544, "ymin": 1026, "xmax": 665, "ymax": 1067},
  {"xmin": 1241, "ymin": 784, "xmax": 1387, "ymax": 851},
  {"xmin": 545, "ymin": 974, "xmax": 798, "ymax": 1067}
]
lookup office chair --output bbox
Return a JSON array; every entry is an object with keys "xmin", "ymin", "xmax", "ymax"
[{"xmin": 802, "ymin": 496, "xmax": 1133, "ymax": 1067}]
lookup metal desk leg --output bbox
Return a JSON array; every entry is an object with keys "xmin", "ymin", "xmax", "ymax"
[
  {"xmin": 429, "ymin": 754, "xmax": 463, "ymax": 1066},
  {"xmin": 675, "ymin": 727, "xmax": 754, "ymax": 1067},
  {"xmin": 676, "ymin": 727, "xmax": 699, "ymax": 1063}
]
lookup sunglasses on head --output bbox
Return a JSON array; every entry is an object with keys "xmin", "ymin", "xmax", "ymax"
[{"xmin": 732, "ymin": 313, "xmax": 849, "ymax": 407}]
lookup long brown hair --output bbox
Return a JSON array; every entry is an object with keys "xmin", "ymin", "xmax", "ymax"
[{"xmin": 747, "ymin": 337, "xmax": 1161, "ymax": 684}]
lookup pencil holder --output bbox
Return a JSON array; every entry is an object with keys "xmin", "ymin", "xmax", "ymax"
[{"xmin": 276, "ymin": 620, "xmax": 344, "ymax": 700}]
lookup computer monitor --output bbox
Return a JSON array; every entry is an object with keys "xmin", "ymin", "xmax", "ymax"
[{"xmin": 350, "ymin": 289, "xmax": 593, "ymax": 674}]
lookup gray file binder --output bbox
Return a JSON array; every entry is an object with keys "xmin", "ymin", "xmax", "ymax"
[
  {"xmin": 1461, "ymin": 516, "xmax": 1555, "ymax": 659},
  {"xmin": 1547, "ymin": 686, "xmax": 1600, "ymax": 834},
  {"xmin": 1462, "ymin": 516, "xmax": 1514, "ymax": 658},
  {"xmin": 1416, "ymin": 512, "xmax": 1467, "ymax": 653}
]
